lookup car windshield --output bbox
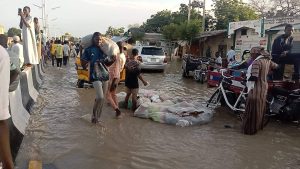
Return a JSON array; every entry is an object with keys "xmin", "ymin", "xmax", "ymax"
[{"xmin": 141, "ymin": 47, "xmax": 164, "ymax": 55}]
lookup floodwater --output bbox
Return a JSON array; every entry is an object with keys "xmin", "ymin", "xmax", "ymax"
[{"xmin": 15, "ymin": 58, "xmax": 300, "ymax": 169}]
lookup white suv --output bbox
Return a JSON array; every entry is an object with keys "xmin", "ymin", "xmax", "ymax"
[{"xmin": 134, "ymin": 46, "xmax": 167, "ymax": 71}]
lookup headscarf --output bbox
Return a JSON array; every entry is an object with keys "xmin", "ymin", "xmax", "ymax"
[{"xmin": 250, "ymin": 46, "xmax": 270, "ymax": 58}]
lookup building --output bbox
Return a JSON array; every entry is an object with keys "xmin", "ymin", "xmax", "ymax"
[
  {"xmin": 178, "ymin": 30, "xmax": 233, "ymax": 58},
  {"xmin": 228, "ymin": 16, "xmax": 300, "ymax": 61},
  {"xmin": 195, "ymin": 30, "xmax": 233, "ymax": 58}
]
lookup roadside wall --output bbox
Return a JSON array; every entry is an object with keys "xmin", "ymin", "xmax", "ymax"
[{"xmin": 8, "ymin": 64, "xmax": 44, "ymax": 159}]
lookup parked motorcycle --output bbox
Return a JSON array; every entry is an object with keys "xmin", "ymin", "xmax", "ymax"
[
  {"xmin": 182, "ymin": 54, "xmax": 202, "ymax": 77},
  {"xmin": 267, "ymin": 87, "xmax": 300, "ymax": 122},
  {"xmin": 194, "ymin": 59, "xmax": 210, "ymax": 84}
]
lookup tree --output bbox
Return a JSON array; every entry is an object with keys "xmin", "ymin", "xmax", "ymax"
[
  {"xmin": 250, "ymin": 0, "xmax": 300, "ymax": 17},
  {"xmin": 213, "ymin": 0, "xmax": 258, "ymax": 29},
  {"xmin": 128, "ymin": 24, "xmax": 140, "ymax": 29},
  {"xmin": 105, "ymin": 26, "xmax": 125, "ymax": 36},
  {"xmin": 162, "ymin": 23, "xmax": 180, "ymax": 41},
  {"xmin": 178, "ymin": 20, "xmax": 202, "ymax": 43},
  {"xmin": 7, "ymin": 27, "xmax": 21, "ymax": 37},
  {"xmin": 128, "ymin": 27, "xmax": 145, "ymax": 42},
  {"xmin": 141, "ymin": 10, "xmax": 172, "ymax": 33},
  {"xmin": 171, "ymin": 3, "xmax": 200, "ymax": 25}
]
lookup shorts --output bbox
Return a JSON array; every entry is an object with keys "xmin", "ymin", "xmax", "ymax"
[{"xmin": 125, "ymin": 87, "xmax": 138, "ymax": 95}]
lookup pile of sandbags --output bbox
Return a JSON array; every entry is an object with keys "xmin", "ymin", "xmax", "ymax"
[
  {"xmin": 134, "ymin": 101, "xmax": 213, "ymax": 127},
  {"xmin": 116, "ymin": 89, "xmax": 213, "ymax": 127}
]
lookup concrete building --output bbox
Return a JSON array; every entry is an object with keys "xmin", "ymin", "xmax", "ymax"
[
  {"xmin": 228, "ymin": 16, "xmax": 300, "ymax": 61},
  {"xmin": 195, "ymin": 30, "xmax": 233, "ymax": 58}
]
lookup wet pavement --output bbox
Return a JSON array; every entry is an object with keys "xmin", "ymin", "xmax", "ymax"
[{"xmin": 15, "ymin": 58, "xmax": 300, "ymax": 169}]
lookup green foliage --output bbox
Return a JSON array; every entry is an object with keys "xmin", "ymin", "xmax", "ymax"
[
  {"xmin": 7, "ymin": 27, "xmax": 21, "ymax": 37},
  {"xmin": 162, "ymin": 19, "xmax": 201, "ymax": 43},
  {"xmin": 162, "ymin": 23, "xmax": 180, "ymax": 41},
  {"xmin": 213, "ymin": 0, "xmax": 258, "ymax": 30},
  {"xmin": 171, "ymin": 4, "xmax": 200, "ymax": 25},
  {"xmin": 141, "ymin": 10, "xmax": 172, "ymax": 33},
  {"xmin": 105, "ymin": 26, "xmax": 125, "ymax": 36},
  {"xmin": 129, "ymin": 27, "xmax": 145, "ymax": 41},
  {"xmin": 178, "ymin": 20, "xmax": 202, "ymax": 41},
  {"xmin": 141, "ymin": 4, "xmax": 202, "ymax": 34}
]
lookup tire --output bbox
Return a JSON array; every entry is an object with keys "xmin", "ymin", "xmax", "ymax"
[
  {"xmin": 77, "ymin": 80, "xmax": 84, "ymax": 88},
  {"xmin": 182, "ymin": 68, "xmax": 188, "ymax": 77},
  {"xmin": 200, "ymin": 73, "xmax": 205, "ymax": 84},
  {"xmin": 194, "ymin": 71, "xmax": 200, "ymax": 81},
  {"xmin": 207, "ymin": 89, "xmax": 221, "ymax": 107}
]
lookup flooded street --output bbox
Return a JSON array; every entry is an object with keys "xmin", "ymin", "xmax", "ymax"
[{"xmin": 15, "ymin": 58, "xmax": 300, "ymax": 169}]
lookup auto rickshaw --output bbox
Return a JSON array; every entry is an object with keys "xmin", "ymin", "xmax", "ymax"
[
  {"xmin": 75, "ymin": 51, "xmax": 128, "ymax": 87},
  {"xmin": 75, "ymin": 56, "xmax": 90, "ymax": 88}
]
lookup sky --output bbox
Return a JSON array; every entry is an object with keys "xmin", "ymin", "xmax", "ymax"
[{"xmin": 0, "ymin": 0, "xmax": 215, "ymax": 37}]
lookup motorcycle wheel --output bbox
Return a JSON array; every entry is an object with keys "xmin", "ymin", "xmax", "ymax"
[
  {"xmin": 182, "ymin": 69, "xmax": 188, "ymax": 77},
  {"xmin": 194, "ymin": 72, "xmax": 200, "ymax": 81},
  {"xmin": 200, "ymin": 73, "xmax": 205, "ymax": 84}
]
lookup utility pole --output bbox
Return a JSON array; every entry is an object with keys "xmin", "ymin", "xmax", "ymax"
[
  {"xmin": 188, "ymin": 0, "xmax": 191, "ymax": 23},
  {"xmin": 202, "ymin": 0, "xmax": 205, "ymax": 32}
]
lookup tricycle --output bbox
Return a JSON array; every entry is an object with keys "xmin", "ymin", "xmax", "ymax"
[{"xmin": 206, "ymin": 69, "xmax": 300, "ymax": 124}]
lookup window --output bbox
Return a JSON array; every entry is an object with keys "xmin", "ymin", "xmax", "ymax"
[
  {"xmin": 141, "ymin": 47, "xmax": 164, "ymax": 55},
  {"xmin": 241, "ymin": 29, "xmax": 247, "ymax": 36}
]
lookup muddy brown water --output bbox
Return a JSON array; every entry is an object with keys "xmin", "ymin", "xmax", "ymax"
[{"xmin": 15, "ymin": 59, "xmax": 300, "ymax": 169}]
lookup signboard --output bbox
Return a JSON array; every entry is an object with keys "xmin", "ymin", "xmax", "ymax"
[
  {"xmin": 228, "ymin": 19, "xmax": 262, "ymax": 37},
  {"xmin": 264, "ymin": 16, "xmax": 300, "ymax": 30}
]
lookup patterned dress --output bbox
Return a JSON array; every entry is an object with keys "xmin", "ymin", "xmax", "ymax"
[{"xmin": 242, "ymin": 57, "xmax": 277, "ymax": 135}]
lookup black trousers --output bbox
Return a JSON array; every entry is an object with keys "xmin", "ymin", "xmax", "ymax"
[
  {"xmin": 51, "ymin": 55, "xmax": 56, "ymax": 66},
  {"xmin": 272, "ymin": 54, "xmax": 300, "ymax": 80},
  {"xmin": 57, "ymin": 58, "xmax": 63, "ymax": 67},
  {"xmin": 63, "ymin": 56, "xmax": 68, "ymax": 66}
]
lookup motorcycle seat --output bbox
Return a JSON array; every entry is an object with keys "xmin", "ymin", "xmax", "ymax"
[{"xmin": 271, "ymin": 87, "xmax": 291, "ymax": 96}]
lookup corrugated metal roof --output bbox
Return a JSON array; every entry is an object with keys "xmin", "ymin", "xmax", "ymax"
[
  {"xmin": 195, "ymin": 30, "xmax": 227, "ymax": 39},
  {"xmin": 266, "ymin": 23, "xmax": 300, "ymax": 31}
]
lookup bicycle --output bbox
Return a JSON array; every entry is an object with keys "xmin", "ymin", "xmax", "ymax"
[
  {"xmin": 206, "ymin": 69, "xmax": 247, "ymax": 114},
  {"xmin": 207, "ymin": 69, "xmax": 273, "ymax": 126}
]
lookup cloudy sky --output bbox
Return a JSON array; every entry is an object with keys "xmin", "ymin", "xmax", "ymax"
[{"xmin": 0, "ymin": 0, "xmax": 214, "ymax": 37}]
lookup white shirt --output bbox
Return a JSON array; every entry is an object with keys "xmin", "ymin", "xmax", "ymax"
[
  {"xmin": 0, "ymin": 46, "xmax": 11, "ymax": 120},
  {"xmin": 11, "ymin": 43, "xmax": 24, "ymax": 68},
  {"xmin": 63, "ymin": 44, "xmax": 70, "ymax": 56},
  {"xmin": 119, "ymin": 53, "xmax": 126, "ymax": 71},
  {"xmin": 227, "ymin": 49, "xmax": 236, "ymax": 62},
  {"xmin": 216, "ymin": 56, "xmax": 222, "ymax": 65}
]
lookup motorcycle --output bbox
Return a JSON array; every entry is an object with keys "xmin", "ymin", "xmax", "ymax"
[
  {"xmin": 194, "ymin": 59, "xmax": 210, "ymax": 84},
  {"xmin": 267, "ymin": 86, "xmax": 300, "ymax": 122}
]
